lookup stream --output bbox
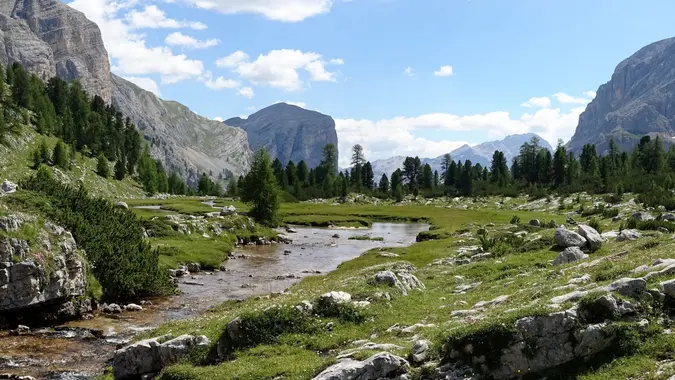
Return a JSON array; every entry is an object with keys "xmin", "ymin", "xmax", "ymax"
[{"xmin": 0, "ymin": 222, "xmax": 429, "ymax": 379}]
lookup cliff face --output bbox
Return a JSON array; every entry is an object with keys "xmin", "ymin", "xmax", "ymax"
[
  {"xmin": 0, "ymin": 0, "xmax": 252, "ymax": 183},
  {"xmin": 567, "ymin": 37, "xmax": 675, "ymax": 154},
  {"xmin": 226, "ymin": 103, "xmax": 338, "ymax": 168}
]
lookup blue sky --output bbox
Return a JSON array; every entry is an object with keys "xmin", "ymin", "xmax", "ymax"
[{"xmin": 68, "ymin": 0, "xmax": 675, "ymax": 166}]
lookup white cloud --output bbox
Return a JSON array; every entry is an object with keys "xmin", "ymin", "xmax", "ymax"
[
  {"xmin": 165, "ymin": 32, "xmax": 220, "ymax": 49},
  {"xmin": 553, "ymin": 92, "xmax": 589, "ymax": 105},
  {"xmin": 69, "ymin": 0, "xmax": 205, "ymax": 84},
  {"xmin": 404, "ymin": 66, "xmax": 415, "ymax": 77},
  {"xmin": 521, "ymin": 96, "xmax": 551, "ymax": 108},
  {"xmin": 584, "ymin": 90, "xmax": 597, "ymax": 99},
  {"xmin": 213, "ymin": 116, "xmax": 225, "ymax": 122},
  {"xmin": 204, "ymin": 75, "xmax": 240, "ymax": 90},
  {"xmin": 180, "ymin": 0, "xmax": 333, "ymax": 22},
  {"xmin": 126, "ymin": 5, "xmax": 206, "ymax": 30},
  {"xmin": 334, "ymin": 100, "xmax": 591, "ymax": 167},
  {"xmin": 433, "ymin": 65, "xmax": 454, "ymax": 77},
  {"xmin": 217, "ymin": 49, "xmax": 343, "ymax": 91},
  {"xmin": 238, "ymin": 87, "xmax": 255, "ymax": 99},
  {"xmin": 122, "ymin": 76, "xmax": 161, "ymax": 96}
]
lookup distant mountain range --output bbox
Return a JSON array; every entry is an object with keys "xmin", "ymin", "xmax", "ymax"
[{"xmin": 368, "ymin": 133, "xmax": 552, "ymax": 179}]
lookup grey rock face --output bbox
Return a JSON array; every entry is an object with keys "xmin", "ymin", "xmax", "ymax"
[
  {"xmin": 311, "ymin": 352, "xmax": 410, "ymax": 380},
  {"xmin": 226, "ymin": 103, "xmax": 338, "ymax": 169},
  {"xmin": 662, "ymin": 279, "xmax": 675, "ymax": 298},
  {"xmin": 0, "ymin": 220, "xmax": 86, "ymax": 314},
  {"xmin": 607, "ymin": 277, "xmax": 647, "ymax": 298},
  {"xmin": 111, "ymin": 75, "xmax": 253, "ymax": 183},
  {"xmin": 554, "ymin": 228, "xmax": 588, "ymax": 248},
  {"xmin": 553, "ymin": 247, "xmax": 589, "ymax": 266},
  {"xmin": 567, "ymin": 37, "xmax": 675, "ymax": 154},
  {"xmin": 113, "ymin": 334, "xmax": 211, "ymax": 379},
  {"xmin": 373, "ymin": 268, "xmax": 425, "ymax": 297},
  {"xmin": 577, "ymin": 224, "xmax": 603, "ymax": 251}
]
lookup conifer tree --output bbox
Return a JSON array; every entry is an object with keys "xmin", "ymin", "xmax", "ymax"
[
  {"xmin": 96, "ymin": 152, "xmax": 110, "ymax": 178},
  {"xmin": 241, "ymin": 149, "xmax": 281, "ymax": 226},
  {"xmin": 115, "ymin": 157, "xmax": 126, "ymax": 180},
  {"xmin": 52, "ymin": 140, "xmax": 69, "ymax": 169},
  {"xmin": 379, "ymin": 174, "xmax": 390, "ymax": 194}
]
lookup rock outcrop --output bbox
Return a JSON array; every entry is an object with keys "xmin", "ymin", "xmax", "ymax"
[
  {"xmin": 113, "ymin": 334, "xmax": 211, "ymax": 379},
  {"xmin": 226, "ymin": 103, "xmax": 338, "ymax": 169},
  {"xmin": 0, "ymin": 215, "xmax": 87, "ymax": 324},
  {"xmin": 0, "ymin": 0, "xmax": 253, "ymax": 185},
  {"xmin": 311, "ymin": 352, "xmax": 410, "ymax": 380},
  {"xmin": 567, "ymin": 37, "xmax": 675, "ymax": 154}
]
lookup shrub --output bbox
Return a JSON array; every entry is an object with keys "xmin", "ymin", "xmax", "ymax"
[
  {"xmin": 588, "ymin": 218, "xmax": 603, "ymax": 233},
  {"xmin": 19, "ymin": 173, "xmax": 175, "ymax": 300},
  {"xmin": 510, "ymin": 215, "xmax": 521, "ymax": 225},
  {"xmin": 314, "ymin": 297, "xmax": 368, "ymax": 324},
  {"xmin": 602, "ymin": 207, "xmax": 619, "ymax": 218}
]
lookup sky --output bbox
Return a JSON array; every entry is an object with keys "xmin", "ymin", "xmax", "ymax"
[{"xmin": 67, "ymin": 0, "xmax": 675, "ymax": 167}]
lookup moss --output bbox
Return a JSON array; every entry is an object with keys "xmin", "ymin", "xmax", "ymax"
[{"xmin": 313, "ymin": 297, "xmax": 369, "ymax": 324}]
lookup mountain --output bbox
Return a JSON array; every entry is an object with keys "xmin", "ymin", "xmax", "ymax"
[
  {"xmin": 0, "ymin": 0, "xmax": 252, "ymax": 184},
  {"xmin": 226, "ymin": 103, "xmax": 338, "ymax": 169},
  {"xmin": 567, "ymin": 37, "xmax": 675, "ymax": 154},
  {"xmin": 369, "ymin": 133, "xmax": 552, "ymax": 179}
]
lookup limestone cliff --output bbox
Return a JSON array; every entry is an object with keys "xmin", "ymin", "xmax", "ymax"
[
  {"xmin": 568, "ymin": 37, "xmax": 675, "ymax": 154},
  {"xmin": 226, "ymin": 103, "xmax": 338, "ymax": 168}
]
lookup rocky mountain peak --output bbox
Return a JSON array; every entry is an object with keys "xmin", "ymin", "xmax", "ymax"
[
  {"xmin": 226, "ymin": 103, "xmax": 338, "ymax": 168},
  {"xmin": 567, "ymin": 36, "xmax": 675, "ymax": 154}
]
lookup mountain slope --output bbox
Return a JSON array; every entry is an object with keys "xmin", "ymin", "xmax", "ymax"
[
  {"xmin": 226, "ymin": 103, "xmax": 338, "ymax": 168},
  {"xmin": 369, "ymin": 133, "xmax": 551, "ymax": 179},
  {"xmin": 0, "ymin": 0, "xmax": 252, "ymax": 183},
  {"xmin": 567, "ymin": 37, "xmax": 675, "ymax": 154}
]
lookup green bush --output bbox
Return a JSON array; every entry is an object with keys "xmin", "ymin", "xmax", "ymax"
[
  {"xmin": 510, "ymin": 215, "xmax": 521, "ymax": 225},
  {"xmin": 314, "ymin": 297, "xmax": 368, "ymax": 324},
  {"xmin": 18, "ymin": 173, "xmax": 175, "ymax": 300},
  {"xmin": 602, "ymin": 207, "xmax": 620, "ymax": 218},
  {"xmin": 588, "ymin": 218, "xmax": 603, "ymax": 233}
]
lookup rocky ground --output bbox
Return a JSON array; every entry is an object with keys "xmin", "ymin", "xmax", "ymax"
[{"xmin": 98, "ymin": 195, "xmax": 675, "ymax": 380}]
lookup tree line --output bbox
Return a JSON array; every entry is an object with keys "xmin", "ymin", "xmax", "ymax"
[{"xmin": 0, "ymin": 62, "xmax": 212, "ymax": 196}]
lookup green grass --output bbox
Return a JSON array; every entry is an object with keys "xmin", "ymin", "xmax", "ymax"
[
  {"xmin": 348, "ymin": 235, "xmax": 384, "ymax": 241},
  {"xmin": 122, "ymin": 199, "xmax": 675, "ymax": 379}
]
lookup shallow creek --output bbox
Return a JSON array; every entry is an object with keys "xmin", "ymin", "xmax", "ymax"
[{"xmin": 0, "ymin": 222, "xmax": 428, "ymax": 379}]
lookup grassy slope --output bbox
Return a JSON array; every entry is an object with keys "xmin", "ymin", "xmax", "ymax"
[
  {"xmin": 0, "ymin": 126, "xmax": 144, "ymax": 199},
  {"xmin": 135, "ymin": 199, "xmax": 675, "ymax": 380}
]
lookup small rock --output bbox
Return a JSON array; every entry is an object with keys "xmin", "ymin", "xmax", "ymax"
[
  {"xmin": 553, "ymin": 247, "xmax": 589, "ymax": 266},
  {"xmin": 554, "ymin": 227, "xmax": 587, "ymax": 248},
  {"xmin": 103, "ymin": 303, "xmax": 122, "ymax": 314},
  {"xmin": 311, "ymin": 352, "xmax": 410, "ymax": 380},
  {"xmin": 332, "ymin": 234, "xmax": 340, "ymax": 239},
  {"xmin": 126, "ymin": 303, "xmax": 143, "ymax": 312},
  {"xmin": 115, "ymin": 201, "xmax": 129, "ymax": 209},
  {"xmin": 320, "ymin": 291, "xmax": 352, "ymax": 305},
  {"xmin": 578, "ymin": 224, "xmax": 603, "ymax": 251},
  {"xmin": 186, "ymin": 263, "xmax": 201, "ymax": 273},
  {"xmin": 529, "ymin": 219, "xmax": 541, "ymax": 227},
  {"xmin": 617, "ymin": 229, "xmax": 641, "ymax": 242},
  {"xmin": 632, "ymin": 212, "xmax": 654, "ymax": 221},
  {"xmin": 607, "ymin": 277, "xmax": 647, "ymax": 298},
  {"xmin": 411, "ymin": 339, "xmax": 431, "ymax": 364},
  {"xmin": 220, "ymin": 205, "xmax": 237, "ymax": 216},
  {"xmin": 661, "ymin": 279, "xmax": 675, "ymax": 298}
]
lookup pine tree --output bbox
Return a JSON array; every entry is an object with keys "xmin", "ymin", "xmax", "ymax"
[
  {"xmin": 241, "ymin": 149, "xmax": 281, "ymax": 226},
  {"xmin": 297, "ymin": 160, "xmax": 309, "ymax": 184},
  {"xmin": 402, "ymin": 156, "xmax": 422, "ymax": 196},
  {"xmin": 114, "ymin": 157, "xmax": 126, "ymax": 180},
  {"xmin": 379, "ymin": 174, "xmax": 390, "ymax": 194},
  {"xmin": 553, "ymin": 144, "xmax": 567, "ymax": 187},
  {"xmin": 286, "ymin": 160, "xmax": 298, "ymax": 187},
  {"xmin": 39, "ymin": 139, "xmax": 51, "ymax": 165},
  {"xmin": 155, "ymin": 160, "xmax": 169, "ymax": 193},
  {"xmin": 96, "ymin": 152, "xmax": 110, "ymax": 178},
  {"xmin": 422, "ymin": 163, "xmax": 433, "ymax": 189},
  {"xmin": 52, "ymin": 140, "xmax": 69, "ymax": 169},
  {"xmin": 391, "ymin": 169, "xmax": 403, "ymax": 197},
  {"xmin": 227, "ymin": 176, "xmax": 239, "ymax": 197}
]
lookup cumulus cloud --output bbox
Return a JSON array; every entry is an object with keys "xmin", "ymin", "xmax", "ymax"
[
  {"xmin": 238, "ymin": 87, "xmax": 255, "ymax": 99},
  {"xmin": 122, "ymin": 76, "xmax": 161, "ymax": 96},
  {"xmin": 217, "ymin": 49, "xmax": 343, "ymax": 91},
  {"xmin": 404, "ymin": 66, "xmax": 415, "ymax": 77},
  {"xmin": 178, "ymin": 0, "xmax": 333, "ymax": 22},
  {"xmin": 276, "ymin": 101, "xmax": 308, "ymax": 108},
  {"xmin": 126, "ymin": 5, "xmax": 207, "ymax": 29},
  {"xmin": 433, "ymin": 65, "xmax": 454, "ymax": 77},
  {"xmin": 203, "ymin": 74, "xmax": 240, "ymax": 90},
  {"xmin": 521, "ymin": 96, "xmax": 551, "ymax": 108},
  {"xmin": 69, "ymin": 0, "xmax": 205, "ymax": 84},
  {"xmin": 213, "ymin": 116, "xmax": 225, "ymax": 122},
  {"xmin": 584, "ymin": 90, "xmax": 597, "ymax": 99},
  {"xmin": 553, "ymin": 92, "xmax": 589, "ymax": 105},
  {"xmin": 335, "ymin": 102, "xmax": 589, "ymax": 166},
  {"xmin": 165, "ymin": 32, "xmax": 220, "ymax": 49}
]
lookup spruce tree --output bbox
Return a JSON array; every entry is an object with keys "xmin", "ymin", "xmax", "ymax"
[
  {"xmin": 297, "ymin": 160, "xmax": 309, "ymax": 184},
  {"xmin": 52, "ymin": 140, "xmax": 69, "ymax": 169},
  {"xmin": 227, "ymin": 176, "xmax": 239, "ymax": 197},
  {"xmin": 379, "ymin": 174, "xmax": 390, "ymax": 194},
  {"xmin": 241, "ymin": 149, "xmax": 281, "ymax": 226},
  {"xmin": 115, "ymin": 157, "xmax": 126, "ymax": 180},
  {"xmin": 39, "ymin": 139, "xmax": 51, "ymax": 165},
  {"xmin": 96, "ymin": 152, "xmax": 110, "ymax": 178}
]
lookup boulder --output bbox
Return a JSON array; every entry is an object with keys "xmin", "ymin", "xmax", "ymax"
[
  {"xmin": 115, "ymin": 202, "xmax": 129, "ymax": 209},
  {"xmin": 320, "ymin": 291, "xmax": 352, "ymax": 305},
  {"xmin": 631, "ymin": 212, "xmax": 654, "ymax": 221},
  {"xmin": 311, "ymin": 352, "xmax": 410, "ymax": 380},
  {"xmin": 1, "ymin": 180, "xmax": 17, "ymax": 194},
  {"xmin": 577, "ymin": 225, "xmax": 603, "ymax": 251},
  {"xmin": 579, "ymin": 294, "xmax": 635, "ymax": 322},
  {"xmin": 553, "ymin": 247, "xmax": 588, "ymax": 266},
  {"xmin": 664, "ymin": 213, "xmax": 675, "ymax": 221},
  {"xmin": 607, "ymin": 278, "xmax": 647, "ymax": 298},
  {"xmin": 103, "ymin": 303, "xmax": 122, "ymax": 314},
  {"xmin": 126, "ymin": 303, "xmax": 143, "ymax": 312},
  {"xmin": 113, "ymin": 334, "xmax": 210, "ymax": 379},
  {"xmin": 221, "ymin": 205, "xmax": 237, "ymax": 216},
  {"xmin": 186, "ymin": 263, "xmax": 201, "ymax": 273},
  {"xmin": 573, "ymin": 324, "xmax": 616, "ymax": 357},
  {"xmin": 554, "ymin": 228, "xmax": 587, "ymax": 248},
  {"xmin": 373, "ymin": 270, "xmax": 424, "ymax": 297},
  {"xmin": 661, "ymin": 279, "xmax": 675, "ymax": 298},
  {"xmin": 529, "ymin": 219, "xmax": 541, "ymax": 227},
  {"xmin": 617, "ymin": 229, "xmax": 641, "ymax": 242}
]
